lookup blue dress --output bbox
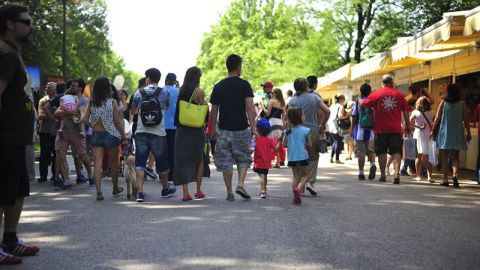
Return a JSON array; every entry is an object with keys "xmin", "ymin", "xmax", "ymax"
[{"xmin": 437, "ymin": 101, "xmax": 468, "ymax": 150}]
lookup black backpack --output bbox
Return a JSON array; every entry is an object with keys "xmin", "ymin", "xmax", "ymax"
[{"xmin": 139, "ymin": 87, "xmax": 163, "ymax": 127}]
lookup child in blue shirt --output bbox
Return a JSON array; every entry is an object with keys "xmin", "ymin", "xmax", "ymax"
[{"xmin": 284, "ymin": 107, "xmax": 312, "ymax": 205}]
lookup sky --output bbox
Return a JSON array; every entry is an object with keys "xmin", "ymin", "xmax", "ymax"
[{"xmin": 105, "ymin": 0, "xmax": 233, "ymax": 85}]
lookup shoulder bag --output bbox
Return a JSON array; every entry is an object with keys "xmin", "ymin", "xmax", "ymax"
[
  {"xmin": 178, "ymin": 88, "xmax": 209, "ymax": 128},
  {"xmin": 334, "ymin": 105, "xmax": 351, "ymax": 136}
]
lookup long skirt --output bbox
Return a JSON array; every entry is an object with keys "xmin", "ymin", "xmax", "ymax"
[{"xmin": 173, "ymin": 126, "xmax": 210, "ymax": 186}]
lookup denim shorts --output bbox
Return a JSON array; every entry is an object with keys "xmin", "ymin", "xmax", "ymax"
[
  {"xmin": 287, "ymin": 159, "xmax": 309, "ymax": 168},
  {"xmin": 134, "ymin": 132, "xmax": 168, "ymax": 173},
  {"xmin": 90, "ymin": 131, "xmax": 120, "ymax": 149}
]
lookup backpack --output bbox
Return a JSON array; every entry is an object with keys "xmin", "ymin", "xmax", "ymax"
[
  {"xmin": 139, "ymin": 87, "xmax": 163, "ymax": 127},
  {"xmin": 357, "ymin": 98, "xmax": 374, "ymax": 130}
]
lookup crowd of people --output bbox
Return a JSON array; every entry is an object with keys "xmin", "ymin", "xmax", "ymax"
[{"xmin": 0, "ymin": 2, "xmax": 479, "ymax": 265}]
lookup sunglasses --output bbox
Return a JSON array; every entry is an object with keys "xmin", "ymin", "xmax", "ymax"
[{"xmin": 15, "ymin": 19, "xmax": 32, "ymax": 26}]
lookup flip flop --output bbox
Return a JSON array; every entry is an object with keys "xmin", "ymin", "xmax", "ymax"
[{"xmin": 112, "ymin": 187, "xmax": 124, "ymax": 196}]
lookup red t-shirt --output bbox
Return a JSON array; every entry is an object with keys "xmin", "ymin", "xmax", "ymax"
[
  {"xmin": 362, "ymin": 87, "xmax": 409, "ymax": 134},
  {"xmin": 253, "ymin": 136, "xmax": 276, "ymax": 169}
]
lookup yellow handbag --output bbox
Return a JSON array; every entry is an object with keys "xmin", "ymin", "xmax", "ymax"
[{"xmin": 178, "ymin": 87, "xmax": 208, "ymax": 128}]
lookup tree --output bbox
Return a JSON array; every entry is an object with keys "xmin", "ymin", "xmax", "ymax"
[
  {"xmin": 197, "ymin": 0, "xmax": 343, "ymax": 97},
  {"xmin": 0, "ymin": 0, "xmax": 141, "ymax": 91}
]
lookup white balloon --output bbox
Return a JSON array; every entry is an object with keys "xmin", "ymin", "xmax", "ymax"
[{"xmin": 113, "ymin": 75, "xmax": 125, "ymax": 90}]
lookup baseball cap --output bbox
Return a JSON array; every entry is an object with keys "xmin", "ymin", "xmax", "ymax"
[
  {"xmin": 256, "ymin": 119, "xmax": 271, "ymax": 130},
  {"xmin": 261, "ymin": 81, "xmax": 273, "ymax": 88},
  {"xmin": 166, "ymin": 73, "xmax": 177, "ymax": 81}
]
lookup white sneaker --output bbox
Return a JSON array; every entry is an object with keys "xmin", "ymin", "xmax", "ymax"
[
  {"xmin": 413, "ymin": 177, "xmax": 421, "ymax": 181},
  {"xmin": 306, "ymin": 183, "xmax": 318, "ymax": 196}
]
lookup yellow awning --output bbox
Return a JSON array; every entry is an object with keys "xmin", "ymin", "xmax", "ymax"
[
  {"xmin": 350, "ymin": 53, "xmax": 387, "ymax": 80},
  {"xmin": 315, "ymin": 89, "xmax": 338, "ymax": 101},
  {"xmin": 391, "ymin": 16, "xmax": 455, "ymax": 63},
  {"xmin": 464, "ymin": 6, "xmax": 480, "ymax": 36},
  {"xmin": 318, "ymin": 64, "xmax": 352, "ymax": 89}
]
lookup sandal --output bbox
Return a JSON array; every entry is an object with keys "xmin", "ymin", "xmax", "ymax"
[
  {"xmin": 112, "ymin": 187, "xmax": 124, "ymax": 196},
  {"xmin": 96, "ymin": 192, "xmax": 104, "ymax": 201}
]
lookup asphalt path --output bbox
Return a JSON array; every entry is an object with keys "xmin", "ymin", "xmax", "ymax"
[{"xmin": 3, "ymin": 154, "xmax": 480, "ymax": 270}]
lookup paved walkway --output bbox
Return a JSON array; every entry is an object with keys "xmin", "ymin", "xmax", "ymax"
[{"xmin": 3, "ymin": 154, "xmax": 480, "ymax": 269}]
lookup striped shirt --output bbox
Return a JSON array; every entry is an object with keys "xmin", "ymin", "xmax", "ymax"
[{"xmin": 352, "ymin": 98, "xmax": 374, "ymax": 141}]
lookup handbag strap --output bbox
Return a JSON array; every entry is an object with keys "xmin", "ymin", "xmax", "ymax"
[
  {"xmin": 420, "ymin": 110, "xmax": 431, "ymax": 127},
  {"xmin": 188, "ymin": 88, "xmax": 200, "ymax": 104}
]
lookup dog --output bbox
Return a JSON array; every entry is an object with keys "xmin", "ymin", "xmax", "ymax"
[{"xmin": 125, "ymin": 155, "xmax": 138, "ymax": 200}]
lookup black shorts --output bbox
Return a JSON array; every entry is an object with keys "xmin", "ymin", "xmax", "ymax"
[
  {"xmin": 374, "ymin": 133, "xmax": 403, "ymax": 156},
  {"xmin": 0, "ymin": 142, "xmax": 30, "ymax": 207},
  {"xmin": 253, "ymin": 168, "xmax": 269, "ymax": 175},
  {"xmin": 287, "ymin": 159, "xmax": 309, "ymax": 168}
]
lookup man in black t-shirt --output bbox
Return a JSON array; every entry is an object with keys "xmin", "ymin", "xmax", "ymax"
[
  {"xmin": 0, "ymin": 3, "xmax": 40, "ymax": 264},
  {"xmin": 210, "ymin": 54, "xmax": 257, "ymax": 201}
]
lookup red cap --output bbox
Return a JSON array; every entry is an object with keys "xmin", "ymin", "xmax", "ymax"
[{"xmin": 261, "ymin": 81, "xmax": 273, "ymax": 88}]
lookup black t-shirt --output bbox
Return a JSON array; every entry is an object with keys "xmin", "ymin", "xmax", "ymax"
[
  {"xmin": 210, "ymin": 76, "xmax": 254, "ymax": 131},
  {"xmin": 174, "ymin": 90, "xmax": 209, "ymax": 128},
  {"xmin": 123, "ymin": 102, "xmax": 131, "ymax": 121},
  {"xmin": 0, "ymin": 42, "xmax": 34, "ymax": 145}
]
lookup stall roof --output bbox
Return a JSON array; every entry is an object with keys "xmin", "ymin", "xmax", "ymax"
[
  {"xmin": 318, "ymin": 64, "xmax": 352, "ymax": 90},
  {"xmin": 464, "ymin": 6, "xmax": 480, "ymax": 36},
  {"xmin": 350, "ymin": 53, "xmax": 387, "ymax": 80}
]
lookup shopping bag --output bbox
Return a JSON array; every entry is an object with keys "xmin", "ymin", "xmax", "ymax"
[
  {"xmin": 428, "ymin": 140, "xmax": 438, "ymax": 165},
  {"xmin": 404, "ymin": 138, "xmax": 416, "ymax": 159}
]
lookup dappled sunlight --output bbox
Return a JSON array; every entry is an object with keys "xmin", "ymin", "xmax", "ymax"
[
  {"xmin": 178, "ymin": 257, "xmax": 337, "ymax": 270},
  {"xmin": 51, "ymin": 197, "xmax": 73, "ymax": 201},
  {"xmin": 368, "ymin": 199, "xmax": 478, "ymax": 209}
]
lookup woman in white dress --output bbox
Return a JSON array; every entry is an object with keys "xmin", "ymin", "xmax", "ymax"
[{"xmin": 410, "ymin": 96, "xmax": 434, "ymax": 182}]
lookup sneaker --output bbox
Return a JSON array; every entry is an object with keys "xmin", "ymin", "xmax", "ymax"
[
  {"xmin": 54, "ymin": 179, "xmax": 72, "ymax": 190},
  {"xmin": 335, "ymin": 160, "xmax": 344, "ymax": 164},
  {"xmin": 194, "ymin": 191, "xmax": 206, "ymax": 198},
  {"xmin": 293, "ymin": 187, "xmax": 302, "ymax": 204},
  {"xmin": 330, "ymin": 158, "xmax": 334, "ymax": 163},
  {"xmin": 1, "ymin": 240, "xmax": 39, "ymax": 256},
  {"xmin": 235, "ymin": 186, "xmax": 251, "ymax": 199},
  {"xmin": 400, "ymin": 170, "xmax": 410, "ymax": 176},
  {"xmin": 428, "ymin": 178, "xmax": 435, "ymax": 183},
  {"xmin": 379, "ymin": 176, "xmax": 386, "ymax": 182},
  {"xmin": 76, "ymin": 175, "xmax": 86, "ymax": 184},
  {"xmin": 37, "ymin": 177, "xmax": 47, "ymax": 183},
  {"xmin": 51, "ymin": 176, "xmax": 62, "ymax": 186},
  {"xmin": 306, "ymin": 183, "xmax": 318, "ymax": 196},
  {"xmin": 144, "ymin": 168, "xmax": 158, "ymax": 180},
  {"xmin": 88, "ymin": 178, "xmax": 95, "ymax": 187},
  {"xmin": 440, "ymin": 180, "xmax": 449, "ymax": 187},
  {"xmin": 413, "ymin": 177, "xmax": 421, "ymax": 181},
  {"xmin": 392, "ymin": 175, "xmax": 400, "ymax": 184},
  {"xmin": 259, "ymin": 191, "xmax": 267, "ymax": 198},
  {"xmin": 182, "ymin": 195, "xmax": 193, "ymax": 201},
  {"xmin": 136, "ymin": 192, "xmax": 145, "ymax": 202},
  {"xmin": 368, "ymin": 165, "xmax": 376, "ymax": 180},
  {"xmin": 453, "ymin": 176, "xmax": 459, "ymax": 188},
  {"xmin": 226, "ymin": 194, "xmax": 235, "ymax": 201},
  {"xmin": 0, "ymin": 248, "xmax": 22, "ymax": 265},
  {"xmin": 358, "ymin": 174, "xmax": 366, "ymax": 180},
  {"xmin": 161, "ymin": 187, "xmax": 176, "ymax": 198}
]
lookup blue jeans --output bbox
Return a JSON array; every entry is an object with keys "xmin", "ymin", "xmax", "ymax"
[{"xmin": 134, "ymin": 132, "xmax": 168, "ymax": 173}]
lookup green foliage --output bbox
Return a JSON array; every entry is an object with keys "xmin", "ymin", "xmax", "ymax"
[
  {"xmin": 0, "ymin": 0, "xmax": 141, "ymax": 91},
  {"xmin": 197, "ymin": 0, "xmax": 343, "ymax": 97}
]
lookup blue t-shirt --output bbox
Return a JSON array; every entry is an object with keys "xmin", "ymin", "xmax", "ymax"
[
  {"xmin": 163, "ymin": 85, "xmax": 179, "ymax": 130},
  {"xmin": 48, "ymin": 93, "xmax": 64, "ymax": 108},
  {"xmin": 285, "ymin": 126, "xmax": 310, "ymax": 162}
]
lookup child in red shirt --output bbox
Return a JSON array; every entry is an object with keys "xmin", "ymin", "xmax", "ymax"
[{"xmin": 253, "ymin": 119, "xmax": 282, "ymax": 198}]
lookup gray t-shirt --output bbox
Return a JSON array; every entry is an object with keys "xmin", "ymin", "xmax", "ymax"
[{"xmin": 287, "ymin": 92, "xmax": 322, "ymax": 126}]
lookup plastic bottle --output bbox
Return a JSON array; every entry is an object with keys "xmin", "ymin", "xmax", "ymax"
[{"xmin": 249, "ymin": 139, "xmax": 256, "ymax": 152}]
